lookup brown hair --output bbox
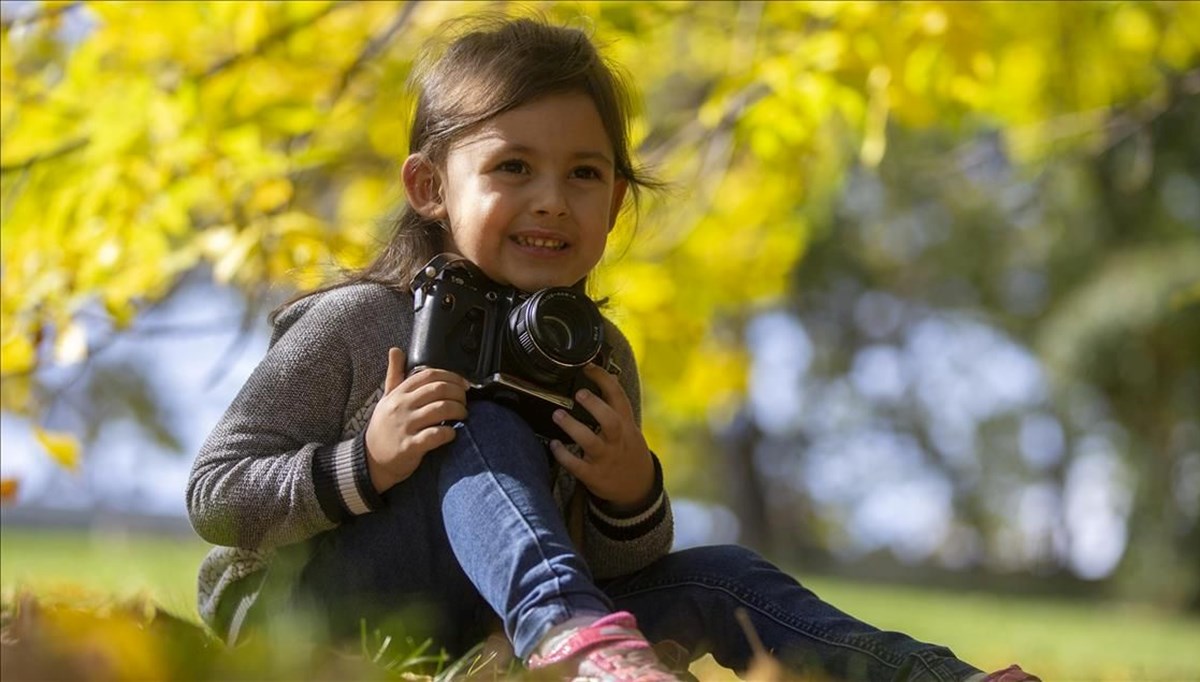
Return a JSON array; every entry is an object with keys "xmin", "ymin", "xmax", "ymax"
[{"xmin": 276, "ymin": 14, "xmax": 659, "ymax": 319}]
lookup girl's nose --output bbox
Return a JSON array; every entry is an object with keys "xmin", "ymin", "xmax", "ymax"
[{"xmin": 532, "ymin": 179, "xmax": 569, "ymax": 218}]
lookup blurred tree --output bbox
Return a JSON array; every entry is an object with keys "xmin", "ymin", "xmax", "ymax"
[
  {"xmin": 2, "ymin": 1, "xmax": 1197, "ymax": 597},
  {"xmin": 734, "ymin": 70, "xmax": 1199, "ymax": 605}
]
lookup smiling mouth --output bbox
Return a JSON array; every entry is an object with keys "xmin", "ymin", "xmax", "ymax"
[{"xmin": 512, "ymin": 235, "xmax": 568, "ymax": 250}]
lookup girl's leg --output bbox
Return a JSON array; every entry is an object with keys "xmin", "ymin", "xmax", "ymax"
[
  {"xmin": 299, "ymin": 400, "xmax": 610, "ymax": 657},
  {"xmin": 600, "ymin": 545, "xmax": 983, "ymax": 682},
  {"xmin": 436, "ymin": 400, "xmax": 612, "ymax": 656}
]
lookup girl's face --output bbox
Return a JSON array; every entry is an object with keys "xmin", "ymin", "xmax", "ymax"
[{"xmin": 437, "ymin": 92, "xmax": 628, "ymax": 292}]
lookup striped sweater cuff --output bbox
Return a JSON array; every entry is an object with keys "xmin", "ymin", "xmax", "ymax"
[
  {"xmin": 587, "ymin": 453, "xmax": 666, "ymax": 541},
  {"xmin": 312, "ymin": 433, "xmax": 385, "ymax": 523}
]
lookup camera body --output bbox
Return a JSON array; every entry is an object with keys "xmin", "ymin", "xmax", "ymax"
[{"xmin": 408, "ymin": 254, "xmax": 620, "ymax": 443}]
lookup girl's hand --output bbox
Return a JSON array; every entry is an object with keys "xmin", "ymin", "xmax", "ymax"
[
  {"xmin": 549, "ymin": 364, "xmax": 656, "ymax": 512},
  {"xmin": 365, "ymin": 348, "xmax": 470, "ymax": 493}
]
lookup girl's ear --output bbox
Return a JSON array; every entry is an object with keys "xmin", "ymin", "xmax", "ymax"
[
  {"xmin": 607, "ymin": 178, "xmax": 629, "ymax": 232},
  {"xmin": 402, "ymin": 154, "xmax": 448, "ymax": 221}
]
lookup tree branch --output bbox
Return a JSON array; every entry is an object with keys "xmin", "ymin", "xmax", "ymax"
[
  {"xmin": 197, "ymin": 1, "xmax": 349, "ymax": 82},
  {"xmin": 325, "ymin": 1, "xmax": 419, "ymax": 107},
  {"xmin": 1, "ymin": 4, "xmax": 351, "ymax": 176},
  {"xmin": 0, "ymin": 138, "xmax": 89, "ymax": 176},
  {"xmin": 1, "ymin": 1, "xmax": 83, "ymax": 32},
  {"xmin": 952, "ymin": 67, "xmax": 1200, "ymax": 176},
  {"xmin": 204, "ymin": 285, "xmax": 270, "ymax": 390}
]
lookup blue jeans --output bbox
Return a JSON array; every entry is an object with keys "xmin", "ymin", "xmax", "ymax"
[{"xmin": 297, "ymin": 401, "xmax": 982, "ymax": 681}]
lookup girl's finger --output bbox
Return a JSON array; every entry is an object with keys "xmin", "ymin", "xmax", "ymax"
[
  {"xmin": 573, "ymin": 387, "xmax": 621, "ymax": 439},
  {"xmin": 583, "ymin": 364, "xmax": 633, "ymax": 419},
  {"xmin": 552, "ymin": 409, "xmax": 604, "ymax": 454},
  {"xmin": 409, "ymin": 379, "xmax": 469, "ymax": 407},
  {"xmin": 401, "ymin": 367, "xmax": 470, "ymax": 393},
  {"xmin": 411, "ymin": 399, "xmax": 468, "ymax": 429},
  {"xmin": 386, "ymin": 348, "xmax": 406, "ymax": 394},
  {"xmin": 412, "ymin": 424, "xmax": 457, "ymax": 452},
  {"xmin": 549, "ymin": 438, "xmax": 589, "ymax": 478}
]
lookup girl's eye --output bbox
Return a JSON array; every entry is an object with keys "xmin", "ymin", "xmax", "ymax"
[
  {"xmin": 497, "ymin": 159, "xmax": 529, "ymax": 174},
  {"xmin": 571, "ymin": 166, "xmax": 603, "ymax": 180}
]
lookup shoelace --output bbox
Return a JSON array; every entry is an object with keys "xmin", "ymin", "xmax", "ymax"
[
  {"xmin": 527, "ymin": 612, "xmax": 682, "ymax": 682},
  {"xmin": 581, "ymin": 640, "xmax": 680, "ymax": 682}
]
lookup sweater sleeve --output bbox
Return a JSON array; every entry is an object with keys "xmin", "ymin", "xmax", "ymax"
[
  {"xmin": 186, "ymin": 286, "xmax": 398, "ymax": 550},
  {"xmin": 581, "ymin": 321, "xmax": 674, "ymax": 579}
]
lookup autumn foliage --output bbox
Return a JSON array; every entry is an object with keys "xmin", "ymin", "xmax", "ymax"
[{"xmin": 5, "ymin": 1, "xmax": 1197, "ymax": 459}]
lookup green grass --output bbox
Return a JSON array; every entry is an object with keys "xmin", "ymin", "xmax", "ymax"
[
  {"xmin": 3, "ymin": 527, "xmax": 1199, "ymax": 681},
  {"xmin": 800, "ymin": 577, "xmax": 1200, "ymax": 682},
  {"xmin": 0, "ymin": 526, "xmax": 210, "ymax": 622}
]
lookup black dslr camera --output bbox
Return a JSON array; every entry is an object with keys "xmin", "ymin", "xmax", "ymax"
[{"xmin": 408, "ymin": 254, "xmax": 620, "ymax": 444}]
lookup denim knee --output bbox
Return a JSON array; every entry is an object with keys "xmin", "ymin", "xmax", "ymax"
[
  {"xmin": 462, "ymin": 399, "xmax": 538, "ymax": 440},
  {"xmin": 641, "ymin": 544, "xmax": 778, "ymax": 587},
  {"xmin": 674, "ymin": 544, "xmax": 764, "ymax": 574},
  {"xmin": 443, "ymin": 399, "xmax": 553, "ymax": 483}
]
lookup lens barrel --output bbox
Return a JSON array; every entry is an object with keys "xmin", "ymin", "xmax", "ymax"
[{"xmin": 508, "ymin": 288, "xmax": 604, "ymax": 383}]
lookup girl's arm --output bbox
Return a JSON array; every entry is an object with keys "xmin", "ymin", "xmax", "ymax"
[
  {"xmin": 187, "ymin": 284, "xmax": 410, "ymax": 550},
  {"xmin": 577, "ymin": 322, "xmax": 675, "ymax": 579}
]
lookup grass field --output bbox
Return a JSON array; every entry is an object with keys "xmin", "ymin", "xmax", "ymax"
[{"xmin": 3, "ymin": 526, "xmax": 1199, "ymax": 681}]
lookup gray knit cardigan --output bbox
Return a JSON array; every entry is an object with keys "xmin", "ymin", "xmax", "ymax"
[{"xmin": 186, "ymin": 282, "xmax": 674, "ymax": 638}]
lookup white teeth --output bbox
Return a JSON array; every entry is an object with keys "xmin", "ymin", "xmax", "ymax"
[{"xmin": 514, "ymin": 235, "xmax": 566, "ymax": 249}]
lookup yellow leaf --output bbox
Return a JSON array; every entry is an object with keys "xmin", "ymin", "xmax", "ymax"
[
  {"xmin": 0, "ymin": 373, "xmax": 34, "ymax": 414},
  {"xmin": 0, "ymin": 478, "xmax": 18, "ymax": 504},
  {"xmin": 34, "ymin": 427, "xmax": 81, "ymax": 471},
  {"xmin": 103, "ymin": 293, "xmax": 138, "ymax": 328},
  {"xmin": 42, "ymin": 599, "xmax": 168, "ymax": 681},
  {"xmin": 860, "ymin": 64, "xmax": 891, "ymax": 167},
  {"xmin": 336, "ymin": 176, "xmax": 387, "ymax": 225},
  {"xmin": 213, "ymin": 224, "xmax": 263, "ymax": 284},
  {"xmin": 248, "ymin": 177, "xmax": 294, "ymax": 214},
  {"xmin": 1, "ymin": 332, "xmax": 36, "ymax": 376},
  {"xmin": 1112, "ymin": 5, "xmax": 1157, "ymax": 54}
]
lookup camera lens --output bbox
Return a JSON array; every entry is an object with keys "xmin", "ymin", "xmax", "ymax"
[
  {"xmin": 539, "ymin": 315, "xmax": 574, "ymax": 350},
  {"xmin": 508, "ymin": 288, "xmax": 604, "ymax": 383}
]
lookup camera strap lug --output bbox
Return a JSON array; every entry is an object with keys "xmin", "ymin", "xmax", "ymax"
[{"xmin": 484, "ymin": 373, "xmax": 575, "ymax": 411}]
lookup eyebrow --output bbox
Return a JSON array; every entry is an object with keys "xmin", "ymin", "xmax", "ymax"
[{"xmin": 496, "ymin": 142, "xmax": 614, "ymax": 167}]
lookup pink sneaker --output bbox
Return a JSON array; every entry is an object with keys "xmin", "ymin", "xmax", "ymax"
[
  {"xmin": 983, "ymin": 664, "xmax": 1041, "ymax": 681},
  {"xmin": 526, "ymin": 611, "xmax": 683, "ymax": 682}
]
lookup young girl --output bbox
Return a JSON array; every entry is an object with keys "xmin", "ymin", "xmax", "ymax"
[{"xmin": 188, "ymin": 16, "xmax": 1037, "ymax": 682}]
